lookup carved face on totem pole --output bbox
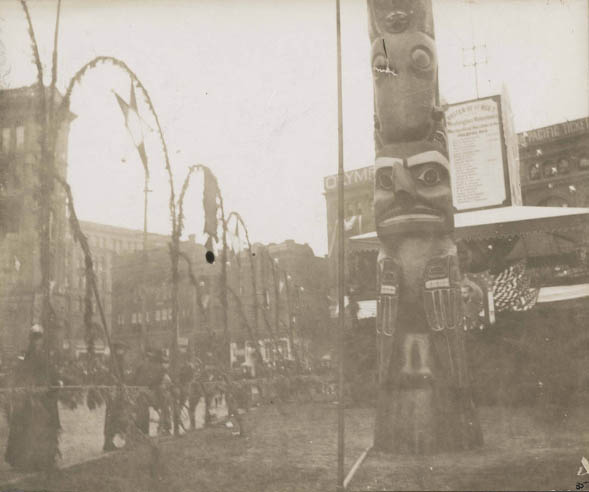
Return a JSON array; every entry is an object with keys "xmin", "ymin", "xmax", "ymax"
[
  {"xmin": 369, "ymin": 0, "xmax": 454, "ymax": 238},
  {"xmin": 374, "ymin": 140, "xmax": 454, "ymax": 237},
  {"xmin": 369, "ymin": 1, "xmax": 482, "ymax": 455}
]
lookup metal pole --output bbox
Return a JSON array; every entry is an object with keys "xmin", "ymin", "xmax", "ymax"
[
  {"xmin": 335, "ymin": 0, "xmax": 345, "ymax": 489},
  {"xmin": 219, "ymin": 194, "xmax": 230, "ymax": 368},
  {"xmin": 141, "ymin": 176, "xmax": 149, "ymax": 352},
  {"xmin": 270, "ymin": 254, "xmax": 280, "ymax": 361}
]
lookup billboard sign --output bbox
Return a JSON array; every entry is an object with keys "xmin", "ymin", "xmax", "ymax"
[
  {"xmin": 446, "ymin": 91, "xmax": 521, "ymax": 212},
  {"xmin": 323, "ymin": 165, "xmax": 374, "ymax": 192}
]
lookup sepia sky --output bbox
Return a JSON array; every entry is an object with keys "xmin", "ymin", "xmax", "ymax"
[{"xmin": 0, "ymin": 0, "xmax": 587, "ymax": 256}]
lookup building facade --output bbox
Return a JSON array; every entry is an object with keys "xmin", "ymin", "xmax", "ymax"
[
  {"xmin": 111, "ymin": 238, "xmax": 330, "ymax": 371},
  {"xmin": 518, "ymin": 116, "xmax": 589, "ymax": 208},
  {"xmin": 323, "ymin": 114, "xmax": 589, "ymax": 301},
  {"xmin": 0, "ymin": 85, "xmax": 74, "ymax": 361},
  {"xmin": 63, "ymin": 220, "xmax": 169, "ymax": 356}
]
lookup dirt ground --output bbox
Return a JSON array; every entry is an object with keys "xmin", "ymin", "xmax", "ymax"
[
  {"xmin": 351, "ymin": 403, "xmax": 589, "ymax": 491},
  {"xmin": 4, "ymin": 401, "xmax": 589, "ymax": 492}
]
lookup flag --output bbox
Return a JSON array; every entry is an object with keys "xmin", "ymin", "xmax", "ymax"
[
  {"xmin": 492, "ymin": 260, "xmax": 539, "ymax": 312},
  {"xmin": 113, "ymin": 84, "xmax": 149, "ymax": 177},
  {"xmin": 231, "ymin": 220, "xmax": 242, "ymax": 269},
  {"xmin": 202, "ymin": 168, "xmax": 219, "ymax": 246}
]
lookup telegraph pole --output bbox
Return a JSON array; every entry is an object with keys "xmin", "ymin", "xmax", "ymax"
[
  {"xmin": 140, "ymin": 180, "xmax": 151, "ymax": 352},
  {"xmin": 335, "ymin": 0, "xmax": 346, "ymax": 489},
  {"xmin": 463, "ymin": 0, "xmax": 487, "ymax": 99},
  {"xmin": 462, "ymin": 44, "xmax": 487, "ymax": 99}
]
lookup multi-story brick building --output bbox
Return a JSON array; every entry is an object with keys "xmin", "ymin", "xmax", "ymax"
[
  {"xmin": 111, "ymin": 237, "xmax": 330, "ymax": 371},
  {"xmin": 0, "ymin": 85, "xmax": 75, "ymax": 361},
  {"xmin": 518, "ymin": 116, "xmax": 589, "ymax": 208},
  {"xmin": 63, "ymin": 220, "xmax": 168, "ymax": 356}
]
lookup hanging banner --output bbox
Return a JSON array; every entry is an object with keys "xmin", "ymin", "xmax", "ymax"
[{"xmin": 446, "ymin": 91, "xmax": 521, "ymax": 212}]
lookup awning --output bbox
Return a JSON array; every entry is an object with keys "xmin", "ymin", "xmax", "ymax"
[
  {"xmin": 454, "ymin": 206, "xmax": 589, "ymax": 240},
  {"xmin": 348, "ymin": 206, "xmax": 589, "ymax": 252},
  {"xmin": 347, "ymin": 283, "xmax": 589, "ymax": 319},
  {"xmin": 536, "ymin": 283, "xmax": 589, "ymax": 303}
]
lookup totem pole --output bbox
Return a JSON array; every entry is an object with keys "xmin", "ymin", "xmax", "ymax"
[{"xmin": 368, "ymin": 0, "xmax": 483, "ymax": 453}]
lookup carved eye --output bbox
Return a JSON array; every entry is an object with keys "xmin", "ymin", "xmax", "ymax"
[
  {"xmin": 376, "ymin": 167, "xmax": 394, "ymax": 190},
  {"xmin": 411, "ymin": 47, "xmax": 432, "ymax": 70},
  {"xmin": 385, "ymin": 10, "xmax": 411, "ymax": 33},
  {"xmin": 373, "ymin": 53, "xmax": 388, "ymax": 73},
  {"xmin": 416, "ymin": 165, "xmax": 443, "ymax": 186}
]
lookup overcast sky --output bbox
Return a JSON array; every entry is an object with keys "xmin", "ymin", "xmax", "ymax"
[{"xmin": 1, "ymin": 0, "xmax": 587, "ymax": 256}]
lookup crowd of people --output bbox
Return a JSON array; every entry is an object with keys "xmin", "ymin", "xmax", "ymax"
[{"xmin": 0, "ymin": 325, "xmax": 335, "ymax": 472}]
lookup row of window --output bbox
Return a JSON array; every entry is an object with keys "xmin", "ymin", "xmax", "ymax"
[
  {"xmin": 117, "ymin": 307, "xmax": 194, "ymax": 325},
  {"xmin": 528, "ymin": 154, "xmax": 589, "ymax": 180},
  {"xmin": 1, "ymin": 126, "xmax": 25, "ymax": 153},
  {"xmin": 87, "ymin": 234, "xmax": 142, "ymax": 253},
  {"xmin": 72, "ymin": 297, "xmax": 110, "ymax": 314}
]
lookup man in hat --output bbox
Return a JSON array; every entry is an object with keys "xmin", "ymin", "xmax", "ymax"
[
  {"xmin": 131, "ymin": 349, "xmax": 161, "ymax": 435},
  {"xmin": 5, "ymin": 325, "xmax": 61, "ymax": 471},
  {"xmin": 155, "ymin": 350, "xmax": 174, "ymax": 435}
]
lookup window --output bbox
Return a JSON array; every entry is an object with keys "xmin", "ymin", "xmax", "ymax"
[
  {"xmin": 557, "ymin": 158, "xmax": 570, "ymax": 174},
  {"xmin": 168, "ymin": 308, "xmax": 172, "ymax": 319},
  {"xmin": 162, "ymin": 310, "xmax": 168, "ymax": 321},
  {"xmin": 529, "ymin": 163, "xmax": 541, "ymax": 180},
  {"xmin": 15, "ymin": 126, "xmax": 24, "ymax": 149},
  {"xmin": 1, "ymin": 128, "xmax": 10, "ymax": 153},
  {"xmin": 580, "ymin": 155, "xmax": 589, "ymax": 169},
  {"xmin": 543, "ymin": 161, "xmax": 557, "ymax": 178},
  {"xmin": 155, "ymin": 310, "xmax": 161, "ymax": 321},
  {"xmin": 145, "ymin": 311, "xmax": 150, "ymax": 322},
  {"xmin": 132, "ymin": 313, "xmax": 137, "ymax": 324}
]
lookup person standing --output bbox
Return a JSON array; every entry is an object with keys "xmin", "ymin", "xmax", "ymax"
[
  {"xmin": 102, "ymin": 340, "xmax": 129, "ymax": 451},
  {"xmin": 132, "ymin": 349, "xmax": 160, "ymax": 435},
  {"xmin": 4, "ymin": 325, "xmax": 61, "ymax": 471}
]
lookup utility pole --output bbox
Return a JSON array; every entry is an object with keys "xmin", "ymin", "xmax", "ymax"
[
  {"xmin": 462, "ymin": 44, "xmax": 487, "ymax": 99},
  {"xmin": 335, "ymin": 0, "xmax": 346, "ymax": 488},
  {"xmin": 219, "ymin": 195, "xmax": 229, "ymax": 368},
  {"xmin": 270, "ymin": 253, "xmax": 280, "ymax": 360},
  {"xmin": 140, "ymin": 181, "xmax": 151, "ymax": 353},
  {"xmin": 463, "ymin": 0, "xmax": 487, "ymax": 99}
]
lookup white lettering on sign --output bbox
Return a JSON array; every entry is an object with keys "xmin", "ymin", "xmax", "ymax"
[
  {"xmin": 520, "ymin": 117, "xmax": 589, "ymax": 146},
  {"xmin": 447, "ymin": 98, "xmax": 507, "ymax": 211},
  {"xmin": 381, "ymin": 285, "xmax": 397, "ymax": 295},
  {"xmin": 425, "ymin": 278, "xmax": 450, "ymax": 289},
  {"xmin": 324, "ymin": 166, "xmax": 375, "ymax": 191}
]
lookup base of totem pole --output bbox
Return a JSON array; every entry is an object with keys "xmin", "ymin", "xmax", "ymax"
[{"xmin": 373, "ymin": 385, "xmax": 483, "ymax": 455}]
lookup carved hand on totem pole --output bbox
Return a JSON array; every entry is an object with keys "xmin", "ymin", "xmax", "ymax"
[{"xmin": 368, "ymin": 0, "xmax": 482, "ymax": 454}]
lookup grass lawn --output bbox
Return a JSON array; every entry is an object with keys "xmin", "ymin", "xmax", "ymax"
[
  {"xmin": 5, "ymin": 401, "xmax": 589, "ymax": 492},
  {"xmin": 7, "ymin": 402, "xmax": 371, "ymax": 492}
]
